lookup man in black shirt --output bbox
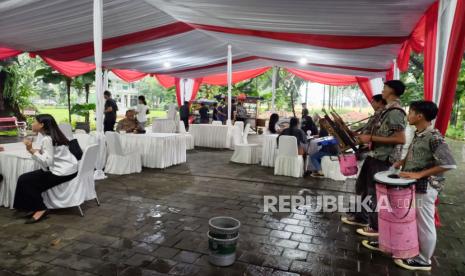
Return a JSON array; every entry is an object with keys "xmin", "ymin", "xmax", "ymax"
[
  {"xmin": 180, "ymin": 101, "xmax": 190, "ymax": 131},
  {"xmin": 104, "ymin": 90, "xmax": 118, "ymax": 132},
  {"xmin": 301, "ymin": 108, "xmax": 318, "ymax": 136},
  {"xmin": 199, "ymin": 102, "xmax": 209, "ymax": 124}
]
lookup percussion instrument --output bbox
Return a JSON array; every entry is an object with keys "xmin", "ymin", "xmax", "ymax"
[{"xmin": 319, "ymin": 108, "xmax": 359, "ymax": 152}]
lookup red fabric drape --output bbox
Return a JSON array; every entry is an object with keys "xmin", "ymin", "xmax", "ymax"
[
  {"xmin": 423, "ymin": 2, "xmax": 439, "ymax": 101},
  {"xmin": 385, "ymin": 64, "xmax": 394, "ymax": 81},
  {"xmin": 174, "ymin": 78, "xmax": 203, "ymax": 106},
  {"xmin": 356, "ymin": 77, "xmax": 374, "ymax": 100},
  {"xmin": 41, "ymin": 57, "xmax": 95, "ymax": 77},
  {"xmin": 202, "ymin": 67, "xmax": 270, "ymax": 85},
  {"xmin": 154, "ymin": 74, "xmax": 176, "ymax": 88},
  {"xmin": 112, "ymin": 69, "xmax": 148, "ymax": 82},
  {"xmin": 190, "ymin": 23, "xmax": 408, "ymax": 50},
  {"xmin": 287, "ymin": 69, "xmax": 360, "ymax": 86},
  {"xmin": 0, "ymin": 47, "xmax": 22, "ymax": 60},
  {"xmin": 396, "ymin": 10, "xmax": 428, "ymax": 72},
  {"xmin": 35, "ymin": 22, "xmax": 194, "ymax": 61},
  {"xmin": 435, "ymin": 0, "xmax": 465, "ymax": 135}
]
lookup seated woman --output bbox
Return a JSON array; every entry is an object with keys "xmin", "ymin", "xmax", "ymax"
[
  {"xmin": 310, "ymin": 128, "xmax": 339, "ymax": 177},
  {"xmin": 278, "ymin": 117, "xmax": 308, "ymax": 172},
  {"xmin": 14, "ymin": 114, "xmax": 79, "ymax": 224},
  {"xmin": 116, "ymin": 110, "xmax": 145, "ymax": 133},
  {"xmin": 266, "ymin": 113, "xmax": 281, "ymax": 134}
]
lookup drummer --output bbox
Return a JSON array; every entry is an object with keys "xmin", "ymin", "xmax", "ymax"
[
  {"xmin": 341, "ymin": 80, "xmax": 407, "ymax": 237},
  {"xmin": 363, "ymin": 101, "xmax": 456, "ymax": 271}
]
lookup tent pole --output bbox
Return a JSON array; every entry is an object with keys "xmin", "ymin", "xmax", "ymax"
[
  {"xmin": 305, "ymin": 81, "xmax": 309, "ymax": 107},
  {"xmin": 271, "ymin": 66, "xmax": 277, "ymax": 112},
  {"xmin": 227, "ymin": 45, "xmax": 232, "ymax": 125},
  {"xmin": 93, "ymin": 0, "xmax": 103, "ymax": 133}
]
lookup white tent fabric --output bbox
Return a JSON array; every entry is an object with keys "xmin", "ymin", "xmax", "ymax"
[
  {"xmin": 0, "ymin": 0, "xmax": 436, "ymax": 79},
  {"xmin": 370, "ymin": 78, "xmax": 385, "ymax": 95},
  {"xmin": 178, "ymin": 78, "xmax": 196, "ymax": 102}
]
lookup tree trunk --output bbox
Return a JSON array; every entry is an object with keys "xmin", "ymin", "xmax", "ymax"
[
  {"xmin": 0, "ymin": 70, "xmax": 25, "ymax": 120},
  {"xmin": 66, "ymin": 78, "xmax": 72, "ymax": 123}
]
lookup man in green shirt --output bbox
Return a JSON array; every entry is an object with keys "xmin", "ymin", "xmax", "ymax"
[
  {"xmin": 341, "ymin": 80, "xmax": 407, "ymax": 237},
  {"xmin": 363, "ymin": 101, "xmax": 456, "ymax": 271}
]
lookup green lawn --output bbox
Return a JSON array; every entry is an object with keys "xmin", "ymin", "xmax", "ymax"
[{"xmin": 38, "ymin": 107, "xmax": 167, "ymax": 124}]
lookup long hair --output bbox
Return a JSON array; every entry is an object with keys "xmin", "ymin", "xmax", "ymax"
[
  {"xmin": 35, "ymin": 114, "xmax": 69, "ymax": 146},
  {"xmin": 268, "ymin": 113, "xmax": 279, "ymax": 134},
  {"xmin": 288, "ymin": 117, "xmax": 299, "ymax": 137},
  {"xmin": 138, "ymin": 95, "xmax": 147, "ymax": 105}
]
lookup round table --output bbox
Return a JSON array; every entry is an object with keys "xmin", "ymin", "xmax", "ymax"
[{"xmin": 0, "ymin": 143, "xmax": 38, "ymax": 208}]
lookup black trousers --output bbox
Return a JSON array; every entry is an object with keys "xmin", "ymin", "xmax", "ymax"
[
  {"xmin": 104, "ymin": 120, "xmax": 116, "ymax": 132},
  {"xmin": 13, "ymin": 170, "xmax": 77, "ymax": 212},
  {"xmin": 354, "ymin": 156, "xmax": 391, "ymax": 230},
  {"xmin": 181, "ymin": 118, "xmax": 189, "ymax": 131}
]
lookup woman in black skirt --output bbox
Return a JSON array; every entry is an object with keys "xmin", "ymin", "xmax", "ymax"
[{"xmin": 14, "ymin": 114, "xmax": 78, "ymax": 224}]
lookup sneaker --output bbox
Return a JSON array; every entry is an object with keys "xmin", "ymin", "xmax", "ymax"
[
  {"xmin": 361, "ymin": 240, "xmax": 381, "ymax": 252},
  {"xmin": 356, "ymin": 226, "xmax": 379, "ymax": 237},
  {"xmin": 394, "ymin": 258, "xmax": 431, "ymax": 271},
  {"xmin": 341, "ymin": 216, "xmax": 369, "ymax": 227},
  {"xmin": 311, "ymin": 173, "xmax": 324, "ymax": 178}
]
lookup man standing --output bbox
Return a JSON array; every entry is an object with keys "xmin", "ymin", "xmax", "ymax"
[
  {"xmin": 180, "ymin": 101, "xmax": 190, "ymax": 131},
  {"xmin": 199, "ymin": 102, "xmax": 209, "ymax": 124},
  {"xmin": 301, "ymin": 102, "xmax": 309, "ymax": 117},
  {"xmin": 104, "ymin": 90, "xmax": 118, "ymax": 132},
  {"xmin": 341, "ymin": 80, "xmax": 407, "ymax": 237}
]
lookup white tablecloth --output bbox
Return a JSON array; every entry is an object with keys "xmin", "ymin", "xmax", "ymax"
[
  {"xmin": 261, "ymin": 134, "xmax": 279, "ymax": 167},
  {"xmin": 0, "ymin": 143, "xmax": 39, "ymax": 208},
  {"xmin": 152, "ymin": 119, "xmax": 177, "ymax": 133},
  {"xmin": 189, "ymin": 124, "xmax": 231, "ymax": 149},
  {"xmin": 119, "ymin": 133, "xmax": 186, "ymax": 168}
]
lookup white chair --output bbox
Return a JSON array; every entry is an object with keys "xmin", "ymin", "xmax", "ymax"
[
  {"xmin": 104, "ymin": 132, "xmax": 142, "ymax": 175},
  {"xmin": 234, "ymin": 121, "xmax": 244, "ymax": 129},
  {"xmin": 274, "ymin": 136, "xmax": 304, "ymax": 178},
  {"xmin": 231, "ymin": 124, "xmax": 243, "ymax": 148},
  {"xmin": 178, "ymin": 121, "xmax": 195, "ymax": 150},
  {"xmin": 42, "ymin": 144, "xmax": 100, "ymax": 217},
  {"xmin": 243, "ymin": 123, "xmax": 251, "ymax": 144},
  {"xmin": 73, "ymin": 133, "xmax": 90, "ymax": 151},
  {"xmin": 212, "ymin": 121, "xmax": 222, "ymax": 126},
  {"xmin": 58, "ymin": 123, "xmax": 73, "ymax": 140},
  {"xmin": 230, "ymin": 123, "xmax": 261, "ymax": 164},
  {"xmin": 74, "ymin": 129, "xmax": 87, "ymax": 134}
]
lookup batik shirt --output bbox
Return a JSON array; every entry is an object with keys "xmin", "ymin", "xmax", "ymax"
[
  {"xmin": 369, "ymin": 99, "xmax": 406, "ymax": 163},
  {"xmin": 361, "ymin": 109, "xmax": 383, "ymax": 135},
  {"xmin": 402, "ymin": 126, "xmax": 456, "ymax": 193}
]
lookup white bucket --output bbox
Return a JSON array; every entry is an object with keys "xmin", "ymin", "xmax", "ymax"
[{"xmin": 207, "ymin": 216, "xmax": 241, "ymax": 266}]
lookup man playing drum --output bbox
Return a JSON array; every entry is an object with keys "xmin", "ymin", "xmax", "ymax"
[{"xmin": 341, "ymin": 80, "xmax": 407, "ymax": 237}]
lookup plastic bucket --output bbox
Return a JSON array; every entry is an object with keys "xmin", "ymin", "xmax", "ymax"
[
  {"xmin": 376, "ymin": 184, "xmax": 419, "ymax": 259},
  {"xmin": 207, "ymin": 216, "xmax": 240, "ymax": 266}
]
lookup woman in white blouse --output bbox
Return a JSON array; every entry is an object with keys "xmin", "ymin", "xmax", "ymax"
[
  {"xmin": 14, "ymin": 114, "xmax": 78, "ymax": 224},
  {"xmin": 135, "ymin": 95, "xmax": 149, "ymax": 128}
]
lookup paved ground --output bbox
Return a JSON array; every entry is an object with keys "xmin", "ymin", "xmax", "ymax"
[{"xmin": 0, "ymin": 136, "xmax": 464, "ymax": 276}]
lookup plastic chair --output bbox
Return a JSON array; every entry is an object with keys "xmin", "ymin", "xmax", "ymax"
[
  {"xmin": 42, "ymin": 144, "xmax": 101, "ymax": 216},
  {"xmin": 58, "ymin": 123, "xmax": 73, "ymax": 140},
  {"xmin": 230, "ymin": 123, "xmax": 261, "ymax": 164},
  {"xmin": 274, "ymin": 136, "xmax": 304, "ymax": 177},
  {"xmin": 178, "ymin": 121, "xmax": 194, "ymax": 150},
  {"xmin": 73, "ymin": 133, "xmax": 90, "ymax": 151},
  {"xmin": 104, "ymin": 132, "xmax": 142, "ymax": 175},
  {"xmin": 243, "ymin": 123, "xmax": 251, "ymax": 144}
]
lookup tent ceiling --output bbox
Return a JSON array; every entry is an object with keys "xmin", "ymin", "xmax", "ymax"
[{"xmin": 0, "ymin": 0, "xmax": 436, "ymax": 79}]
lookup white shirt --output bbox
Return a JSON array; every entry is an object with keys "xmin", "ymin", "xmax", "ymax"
[
  {"xmin": 136, "ymin": 104, "xmax": 149, "ymax": 123},
  {"xmin": 31, "ymin": 136, "xmax": 78, "ymax": 176}
]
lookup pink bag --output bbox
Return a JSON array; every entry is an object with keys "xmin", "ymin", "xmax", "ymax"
[{"xmin": 338, "ymin": 154, "xmax": 358, "ymax": 176}]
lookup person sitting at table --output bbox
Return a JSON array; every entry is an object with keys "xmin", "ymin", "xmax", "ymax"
[
  {"xmin": 199, "ymin": 102, "xmax": 210, "ymax": 124},
  {"xmin": 278, "ymin": 117, "xmax": 308, "ymax": 173},
  {"xmin": 301, "ymin": 109, "xmax": 318, "ymax": 136},
  {"xmin": 13, "ymin": 114, "xmax": 79, "ymax": 224},
  {"xmin": 266, "ymin": 113, "xmax": 281, "ymax": 134},
  {"xmin": 309, "ymin": 127, "xmax": 339, "ymax": 177},
  {"xmin": 116, "ymin": 110, "xmax": 145, "ymax": 133}
]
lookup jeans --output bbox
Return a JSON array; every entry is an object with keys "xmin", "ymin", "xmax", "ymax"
[{"xmin": 310, "ymin": 151, "xmax": 331, "ymax": 172}]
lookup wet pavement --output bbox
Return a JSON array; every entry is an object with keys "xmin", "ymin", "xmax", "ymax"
[{"xmin": 0, "ymin": 136, "xmax": 464, "ymax": 276}]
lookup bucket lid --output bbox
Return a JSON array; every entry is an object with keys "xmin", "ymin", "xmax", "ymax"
[{"xmin": 374, "ymin": 171, "xmax": 416, "ymax": 186}]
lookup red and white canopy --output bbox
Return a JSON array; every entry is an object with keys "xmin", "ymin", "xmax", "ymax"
[{"xmin": 1, "ymin": 0, "xmax": 464, "ymax": 133}]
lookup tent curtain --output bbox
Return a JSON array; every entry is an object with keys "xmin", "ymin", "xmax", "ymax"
[
  {"xmin": 112, "ymin": 69, "xmax": 148, "ymax": 82},
  {"xmin": 356, "ymin": 77, "xmax": 374, "ymax": 100},
  {"xmin": 202, "ymin": 67, "xmax": 269, "ymax": 85},
  {"xmin": 435, "ymin": 0, "xmax": 465, "ymax": 135},
  {"xmin": 0, "ymin": 47, "xmax": 22, "ymax": 60},
  {"xmin": 385, "ymin": 63, "xmax": 395, "ymax": 81},
  {"xmin": 288, "ymin": 68, "xmax": 360, "ymax": 86},
  {"xmin": 396, "ymin": 10, "xmax": 428, "ymax": 72},
  {"xmin": 423, "ymin": 2, "xmax": 439, "ymax": 101},
  {"xmin": 41, "ymin": 57, "xmax": 96, "ymax": 77},
  {"xmin": 154, "ymin": 74, "xmax": 176, "ymax": 88},
  {"xmin": 175, "ymin": 78, "xmax": 203, "ymax": 106}
]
